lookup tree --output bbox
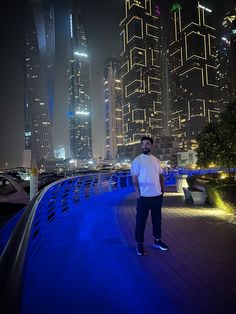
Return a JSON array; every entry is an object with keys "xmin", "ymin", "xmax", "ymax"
[
  {"xmin": 196, "ymin": 122, "xmax": 222, "ymax": 168},
  {"xmin": 196, "ymin": 100, "xmax": 236, "ymax": 174}
]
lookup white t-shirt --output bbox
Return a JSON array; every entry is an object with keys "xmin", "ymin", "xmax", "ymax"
[{"xmin": 131, "ymin": 154, "xmax": 164, "ymax": 197}]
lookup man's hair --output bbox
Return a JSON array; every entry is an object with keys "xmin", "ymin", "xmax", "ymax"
[{"xmin": 141, "ymin": 136, "xmax": 154, "ymax": 145}]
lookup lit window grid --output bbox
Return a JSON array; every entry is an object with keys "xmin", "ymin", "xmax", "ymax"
[
  {"xmin": 208, "ymin": 109, "xmax": 220, "ymax": 122},
  {"xmin": 179, "ymin": 66, "xmax": 204, "ymax": 86},
  {"xmin": 182, "ymin": 21, "xmax": 200, "ymax": 32},
  {"xmin": 185, "ymin": 31, "xmax": 207, "ymax": 61},
  {"xmin": 153, "ymin": 101, "xmax": 162, "ymax": 113},
  {"xmin": 201, "ymin": 9, "xmax": 215, "ymax": 30},
  {"xmin": 147, "ymin": 76, "xmax": 161, "ymax": 93},
  {"xmin": 132, "ymin": 132, "xmax": 151, "ymax": 144},
  {"xmin": 187, "ymin": 99, "xmax": 206, "ymax": 119},
  {"xmin": 121, "ymin": 61, "xmax": 129, "ymax": 77},
  {"xmin": 126, "ymin": 16, "xmax": 144, "ymax": 43},
  {"xmin": 151, "ymin": 49, "xmax": 160, "ymax": 68},
  {"xmin": 148, "ymin": 117, "xmax": 161, "ymax": 128},
  {"xmin": 208, "ymin": 34, "xmax": 216, "ymax": 57},
  {"xmin": 126, "ymin": 0, "xmax": 152, "ymax": 16},
  {"xmin": 123, "ymin": 102, "xmax": 131, "ymax": 115},
  {"xmin": 205, "ymin": 64, "xmax": 218, "ymax": 87},
  {"xmin": 120, "ymin": 0, "xmax": 129, "ymax": 25},
  {"xmin": 130, "ymin": 47, "xmax": 147, "ymax": 68},
  {"xmin": 170, "ymin": 48, "xmax": 183, "ymax": 72},
  {"xmin": 171, "ymin": 115, "xmax": 183, "ymax": 131},
  {"xmin": 125, "ymin": 79, "xmax": 143, "ymax": 97},
  {"xmin": 129, "ymin": 0, "xmax": 145, "ymax": 10},
  {"xmin": 145, "ymin": 23, "xmax": 159, "ymax": 39},
  {"xmin": 131, "ymin": 108, "xmax": 146, "ymax": 122},
  {"xmin": 124, "ymin": 123, "xmax": 128, "ymax": 133}
]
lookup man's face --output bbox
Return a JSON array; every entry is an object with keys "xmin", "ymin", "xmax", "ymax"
[{"xmin": 141, "ymin": 140, "xmax": 152, "ymax": 154}]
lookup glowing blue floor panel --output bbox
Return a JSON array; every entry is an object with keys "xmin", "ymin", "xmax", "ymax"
[{"xmin": 21, "ymin": 188, "xmax": 178, "ymax": 314}]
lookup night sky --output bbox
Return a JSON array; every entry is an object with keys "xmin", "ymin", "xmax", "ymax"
[{"xmin": 0, "ymin": 0, "xmax": 223, "ymax": 168}]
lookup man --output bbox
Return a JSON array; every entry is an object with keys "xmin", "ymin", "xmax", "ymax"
[{"xmin": 131, "ymin": 136, "xmax": 169, "ymax": 256}]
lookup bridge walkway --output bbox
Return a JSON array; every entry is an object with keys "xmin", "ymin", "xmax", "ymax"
[{"xmin": 21, "ymin": 187, "xmax": 236, "ymax": 314}]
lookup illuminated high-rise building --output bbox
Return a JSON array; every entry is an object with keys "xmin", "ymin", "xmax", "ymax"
[
  {"xmin": 218, "ymin": 4, "xmax": 236, "ymax": 106},
  {"xmin": 169, "ymin": 1, "xmax": 220, "ymax": 152},
  {"xmin": 217, "ymin": 37, "xmax": 232, "ymax": 108},
  {"xmin": 24, "ymin": 0, "xmax": 55, "ymax": 166},
  {"xmin": 104, "ymin": 58, "xmax": 123, "ymax": 161},
  {"xmin": 229, "ymin": 12, "xmax": 236, "ymax": 99},
  {"xmin": 67, "ymin": 1, "xmax": 92, "ymax": 161},
  {"xmin": 120, "ymin": 0, "xmax": 165, "ymax": 159}
]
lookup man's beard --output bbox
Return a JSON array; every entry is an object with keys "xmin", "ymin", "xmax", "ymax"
[{"xmin": 142, "ymin": 148, "xmax": 151, "ymax": 155}]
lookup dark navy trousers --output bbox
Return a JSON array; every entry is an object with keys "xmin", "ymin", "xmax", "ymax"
[{"xmin": 135, "ymin": 195, "xmax": 163, "ymax": 243}]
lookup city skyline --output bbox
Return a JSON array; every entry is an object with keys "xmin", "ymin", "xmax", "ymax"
[{"xmin": 0, "ymin": 0, "xmax": 228, "ymax": 168}]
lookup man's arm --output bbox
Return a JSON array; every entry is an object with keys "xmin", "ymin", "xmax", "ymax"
[
  {"xmin": 159, "ymin": 174, "xmax": 165, "ymax": 194},
  {"xmin": 132, "ymin": 175, "xmax": 141, "ymax": 198}
]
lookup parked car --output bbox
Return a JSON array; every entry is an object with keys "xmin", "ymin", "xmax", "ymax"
[{"xmin": 0, "ymin": 175, "xmax": 29, "ymax": 205}]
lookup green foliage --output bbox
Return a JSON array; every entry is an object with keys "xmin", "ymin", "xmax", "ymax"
[
  {"xmin": 196, "ymin": 100, "xmax": 236, "ymax": 172},
  {"xmin": 206, "ymin": 181, "xmax": 236, "ymax": 214}
]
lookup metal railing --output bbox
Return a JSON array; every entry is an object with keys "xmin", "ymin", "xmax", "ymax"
[{"xmin": 0, "ymin": 172, "xmax": 132, "ymax": 314}]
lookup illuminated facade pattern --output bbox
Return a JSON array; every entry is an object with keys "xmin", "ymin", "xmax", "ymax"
[
  {"xmin": 24, "ymin": 0, "xmax": 54, "ymax": 166},
  {"xmin": 104, "ymin": 58, "xmax": 123, "ymax": 161},
  {"xmin": 120, "ymin": 0, "xmax": 165, "ymax": 158},
  {"xmin": 169, "ymin": 1, "xmax": 220, "ymax": 151},
  {"xmin": 67, "ymin": 2, "xmax": 92, "ymax": 160},
  {"xmin": 230, "ymin": 17, "xmax": 236, "ymax": 99},
  {"xmin": 217, "ymin": 6, "xmax": 236, "ymax": 107},
  {"xmin": 217, "ymin": 38, "xmax": 232, "ymax": 108}
]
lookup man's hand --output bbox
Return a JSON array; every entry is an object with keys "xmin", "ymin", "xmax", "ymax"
[
  {"xmin": 132, "ymin": 175, "xmax": 141, "ymax": 199},
  {"xmin": 160, "ymin": 174, "xmax": 165, "ymax": 195}
]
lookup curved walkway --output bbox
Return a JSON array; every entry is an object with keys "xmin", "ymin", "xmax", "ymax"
[{"xmin": 21, "ymin": 187, "xmax": 236, "ymax": 314}]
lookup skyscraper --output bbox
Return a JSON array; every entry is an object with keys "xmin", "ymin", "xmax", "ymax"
[
  {"xmin": 217, "ymin": 36, "xmax": 232, "ymax": 109},
  {"xmin": 169, "ymin": 1, "xmax": 220, "ymax": 152},
  {"xmin": 229, "ymin": 12, "xmax": 236, "ymax": 100},
  {"xmin": 218, "ymin": 4, "xmax": 236, "ymax": 106},
  {"xmin": 67, "ymin": 1, "xmax": 92, "ymax": 161},
  {"xmin": 104, "ymin": 58, "xmax": 123, "ymax": 161},
  {"xmin": 120, "ymin": 0, "xmax": 165, "ymax": 159},
  {"xmin": 24, "ymin": 0, "xmax": 55, "ymax": 167}
]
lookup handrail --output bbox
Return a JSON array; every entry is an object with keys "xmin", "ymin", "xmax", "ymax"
[
  {"xmin": 0, "ymin": 172, "xmax": 132, "ymax": 314},
  {"xmin": 0, "ymin": 192, "xmax": 42, "ymax": 313}
]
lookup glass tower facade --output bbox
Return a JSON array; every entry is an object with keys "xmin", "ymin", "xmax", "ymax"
[
  {"xmin": 104, "ymin": 58, "xmax": 123, "ymax": 161},
  {"xmin": 24, "ymin": 0, "xmax": 54, "ymax": 166},
  {"xmin": 120, "ymin": 0, "xmax": 165, "ymax": 159},
  {"xmin": 67, "ymin": 1, "xmax": 92, "ymax": 161},
  {"xmin": 218, "ymin": 4, "xmax": 236, "ymax": 106},
  {"xmin": 230, "ymin": 15, "xmax": 236, "ymax": 100},
  {"xmin": 169, "ymin": 1, "xmax": 220, "ymax": 152}
]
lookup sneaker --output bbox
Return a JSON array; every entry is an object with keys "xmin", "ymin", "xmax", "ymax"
[
  {"xmin": 153, "ymin": 239, "xmax": 169, "ymax": 251},
  {"xmin": 136, "ymin": 243, "xmax": 146, "ymax": 256}
]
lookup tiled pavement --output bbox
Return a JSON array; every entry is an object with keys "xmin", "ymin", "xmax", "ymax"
[{"xmin": 21, "ymin": 187, "xmax": 236, "ymax": 314}]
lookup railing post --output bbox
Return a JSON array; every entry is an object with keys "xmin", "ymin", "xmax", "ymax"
[
  {"xmin": 98, "ymin": 174, "xmax": 103, "ymax": 194},
  {"xmin": 117, "ymin": 175, "xmax": 121, "ymax": 189},
  {"xmin": 109, "ymin": 174, "xmax": 114, "ymax": 191}
]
